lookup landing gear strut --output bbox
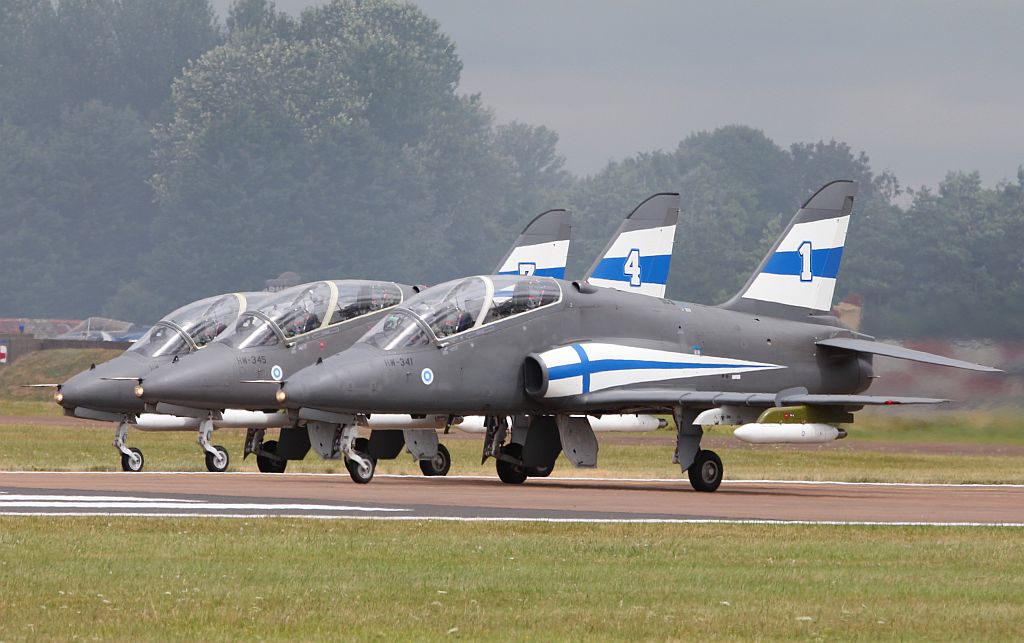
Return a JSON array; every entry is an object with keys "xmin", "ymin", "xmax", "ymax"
[
  {"xmin": 114, "ymin": 420, "xmax": 144, "ymax": 472},
  {"xmin": 198, "ymin": 418, "xmax": 229, "ymax": 472},
  {"xmin": 344, "ymin": 435, "xmax": 376, "ymax": 484}
]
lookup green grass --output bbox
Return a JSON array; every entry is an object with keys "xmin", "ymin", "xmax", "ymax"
[
  {"xmin": 0, "ymin": 518, "xmax": 1022, "ymax": 640},
  {"xmin": 1, "ymin": 421, "xmax": 1023, "ymax": 484}
]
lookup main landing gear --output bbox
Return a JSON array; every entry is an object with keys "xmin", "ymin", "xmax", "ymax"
[
  {"xmin": 687, "ymin": 449, "xmax": 723, "ymax": 492},
  {"xmin": 674, "ymin": 407, "xmax": 724, "ymax": 492},
  {"xmin": 245, "ymin": 428, "xmax": 289, "ymax": 473},
  {"xmin": 418, "ymin": 443, "xmax": 451, "ymax": 477}
]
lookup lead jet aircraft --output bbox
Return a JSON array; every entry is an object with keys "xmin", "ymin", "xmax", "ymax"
[
  {"xmin": 53, "ymin": 292, "xmax": 269, "ymax": 471},
  {"xmin": 279, "ymin": 180, "xmax": 1001, "ymax": 490},
  {"xmin": 134, "ymin": 209, "xmax": 577, "ymax": 474}
]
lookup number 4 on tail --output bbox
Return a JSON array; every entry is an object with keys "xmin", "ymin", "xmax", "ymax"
[{"xmin": 624, "ymin": 249, "xmax": 642, "ymax": 287}]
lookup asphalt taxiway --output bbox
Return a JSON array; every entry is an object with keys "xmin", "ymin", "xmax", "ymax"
[{"xmin": 1, "ymin": 472, "xmax": 1022, "ymax": 525}]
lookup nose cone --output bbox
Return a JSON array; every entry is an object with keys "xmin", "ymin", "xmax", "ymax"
[
  {"xmin": 141, "ymin": 344, "xmax": 277, "ymax": 410},
  {"xmin": 59, "ymin": 354, "xmax": 150, "ymax": 414},
  {"xmin": 283, "ymin": 345, "xmax": 382, "ymax": 413}
]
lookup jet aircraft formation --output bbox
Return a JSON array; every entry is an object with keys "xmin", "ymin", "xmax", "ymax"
[{"xmin": 53, "ymin": 181, "xmax": 1000, "ymax": 491}]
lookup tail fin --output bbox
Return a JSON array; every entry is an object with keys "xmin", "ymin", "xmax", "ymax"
[
  {"xmin": 583, "ymin": 193, "xmax": 680, "ymax": 298},
  {"xmin": 494, "ymin": 209, "xmax": 572, "ymax": 278},
  {"xmin": 721, "ymin": 180, "xmax": 856, "ymax": 317}
]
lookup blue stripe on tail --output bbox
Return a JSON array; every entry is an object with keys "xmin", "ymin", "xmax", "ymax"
[{"xmin": 762, "ymin": 246, "xmax": 844, "ymax": 279}]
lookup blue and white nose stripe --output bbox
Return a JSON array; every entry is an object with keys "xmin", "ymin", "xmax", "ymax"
[
  {"xmin": 496, "ymin": 240, "xmax": 570, "ymax": 279},
  {"xmin": 743, "ymin": 215, "xmax": 850, "ymax": 310},
  {"xmin": 586, "ymin": 226, "xmax": 675, "ymax": 298},
  {"xmin": 536, "ymin": 343, "xmax": 784, "ymax": 398}
]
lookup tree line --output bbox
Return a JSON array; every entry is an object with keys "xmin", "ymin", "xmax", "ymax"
[{"xmin": 1, "ymin": 0, "xmax": 1021, "ymax": 338}]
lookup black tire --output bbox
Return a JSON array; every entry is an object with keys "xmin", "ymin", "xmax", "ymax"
[
  {"xmin": 419, "ymin": 443, "xmax": 451, "ymax": 477},
  {"xmin": 256, "ymin": 440, "xmax": 287, "ymax": 474},
  {"xmin": 345, "ymin": 452, "xmax": 376, "ymax": 484},
  {"xmin": 204, "ymin": 445, "xmax": 229, "ymax": 472},
  {"xmin": 526, "ymin": 462, "xmax": 554, "ymax": 478},
  {"xmin": 496, "ymin": 444, "xmax": 528, "ymax": 485},
  {"xmin": 687, "ymin": 449, "xmax": 723, "ymax": 492},
  {"xmin": 120, "ymin": 447, "xmax": 144, "ymax": 472}
]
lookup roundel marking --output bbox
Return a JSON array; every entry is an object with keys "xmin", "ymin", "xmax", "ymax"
[
  {"xmin": 271, "ymin": 365, "xmax": 284, "ymax": 381},
  {"xmin": 420, "ymin": 368, "xmax": 434, "ymax": 386}
]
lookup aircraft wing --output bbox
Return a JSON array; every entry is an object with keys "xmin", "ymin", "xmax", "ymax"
[
  {"xmin": 816, "ymin": 337, "xmax": 1001, "ymax": 372},
  {"xmin": 574, "ymin": 388, "xmax": 948, "ymax": 411}
]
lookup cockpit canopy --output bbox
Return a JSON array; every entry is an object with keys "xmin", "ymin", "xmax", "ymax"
[
  {"xmin": 130, "ymin": 294, "xmax": 244, "ymax": 358},
  {"xmin": 362, "ymin": 275, "xmax": 560, "ymax": 351},
  {"xmin": 222, "ymin": 280, "xmax": 403, "ymax": 349}
]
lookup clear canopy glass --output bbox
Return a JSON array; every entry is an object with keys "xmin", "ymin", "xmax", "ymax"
[
  {"xmin": 222, "ymin": 281, "xmax": 403, "ymax": 349},
  {"xmin": 130, "ymin": 295, "xmax": 242, "ymax": 357},
  {"xmin": 362, "ymin": 276, "xmax": 560, "ymax": 351}
]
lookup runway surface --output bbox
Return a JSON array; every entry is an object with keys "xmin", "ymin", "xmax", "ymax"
[{"xmin": 1, "ymin": 471, "xmax": 1023, "ymax": 525}]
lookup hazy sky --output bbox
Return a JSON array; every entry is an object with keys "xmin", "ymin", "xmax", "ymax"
[{"xmin": 220, "ymin": 0, "xmax": 1024, "ymax": 189}]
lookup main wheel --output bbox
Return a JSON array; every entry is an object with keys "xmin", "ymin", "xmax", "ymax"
[
  {"xmin": 204, "ymin": 445, "xmax": 229, "ymax": 472},
  {"xmin": 120, "ymin": 447, "xmax": 144, "ymax": 472},
  {"xmin": 495, "ymin": 444, "xmax": 528, "ymax": 485},
  {"xmin": 345, "ymin": 452, "xmax": 376, "ymax": 484},
  {"xmin": 419, "ymin": 443, "xmax": 451, "ymax": 477},
  {"xmin": 526, "ymin": 462, "xmax": 554, "ymax": 478},
  {"xmin": 687, "ymin": 449, "xmax": 723, "ymax": 492},
  {"xmin": 256, "ymin": 440, "xmax": 287, "ymax": 474}
]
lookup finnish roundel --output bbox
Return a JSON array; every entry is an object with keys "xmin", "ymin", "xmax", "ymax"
[
  {"xmin": 420, "ymin": 368, "xmax": 434, "ymax": 386},
  {"xmin": 271, "ymin": 365, "xmax": 284, "ymax": 381}
]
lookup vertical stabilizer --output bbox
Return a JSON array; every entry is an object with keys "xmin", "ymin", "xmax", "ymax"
[
  {"xmin": 494, "ymin": 209, "xmax": 572, "ymax": 278},
  {"xmin": 721, "ymin": 180, "xmax": 856, "ymax": 317},
  {"xmin": 583, "ymin": 193, "xmax": 680, "ymax": 298}
]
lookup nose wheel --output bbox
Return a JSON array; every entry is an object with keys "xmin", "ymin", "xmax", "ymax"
[
  {"xmin": 418, "ymin": 443, "xmax": 451, "ymax": 476},
  {"xmin": 344, "ymin": 436, "xmax": 376, "ymax": 484},
  {"xmin": 120, "ymin": 447, "xmax": 144, "ymax": 472},
  {"xmin": 114, "ymin": 420, "xmax": 144, "ymax": 472},
  {"xmin": 204, "ymin": 445, "xmax": 230, "ymax": 472}
]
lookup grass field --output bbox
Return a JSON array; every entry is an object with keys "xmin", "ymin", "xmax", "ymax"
[{"xmin": 0, "ymin": 518, "xmax": 1021, "ymax": 640}]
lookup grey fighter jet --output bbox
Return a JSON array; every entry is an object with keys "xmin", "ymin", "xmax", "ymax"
[
  {"xmin": 134, "ymin": 209, "xmax": 576, "ymax": 474},
  {"xmin": 54, "ymin": 292, "xmax": 267, "ymax": 471},
  {"xmin": 280, "ymin": 181, "xmax": 1001, "ymax": 490}
]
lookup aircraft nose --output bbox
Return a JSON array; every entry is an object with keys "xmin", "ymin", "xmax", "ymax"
[
  {"xmin": 282, "ymin": 347, "xmax": 379, "ymax": 412},
  {"xmin": 140, "ymin": 352, "xmax": 236, "ymax": 408},
  {"xmin": 59, "ymin": 360, "xmax": 145, "ymax": 414}
]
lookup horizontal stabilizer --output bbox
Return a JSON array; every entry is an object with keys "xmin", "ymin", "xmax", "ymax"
[
  {"xmin": 494, "ymin": 209, "xmax": 572, "ymax": 278},
  {"xmin": 572, "ymin": 388, "xmax": 948, "ymax": 411},
  {"xmin": 816, "ymin": 337, "xmax": 1002, "ymax": 372},
  {"xmin": 20, "ymin": 383, "xmax": 61, "ymax": 388}
]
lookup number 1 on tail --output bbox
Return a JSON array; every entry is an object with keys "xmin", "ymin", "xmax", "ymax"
[{"xmin": 798, "ymin": 241, "xmax": 813, "ymax": 282}]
